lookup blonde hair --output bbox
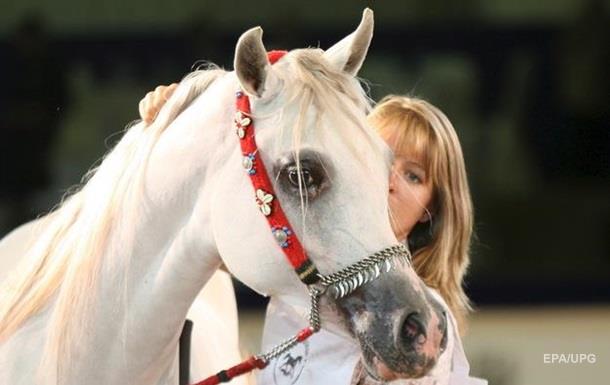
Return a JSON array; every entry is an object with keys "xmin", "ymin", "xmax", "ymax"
[{"xmin": 368, "ymin": 95, "xmax": 474, "ymax": 335}]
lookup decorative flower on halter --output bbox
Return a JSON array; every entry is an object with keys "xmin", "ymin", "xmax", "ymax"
[
  {"xmin": 255, "ymin": 189, "xmax": 274, "ymax": 216},
  {"xmin": 272, "ymin": 226, "xmax": 292, "ymax": 248},
  {"xmin": 235, "ymin": 111, "xmax": 252, "ymax": 139},
  {"xmin": 242, "ymin": 152, "xmax": 256, "ymax": 175}
]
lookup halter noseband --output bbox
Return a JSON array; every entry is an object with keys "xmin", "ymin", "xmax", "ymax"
[{"xmin": 193, "ymin": 51, "xmax": 412, "ymax": 385}]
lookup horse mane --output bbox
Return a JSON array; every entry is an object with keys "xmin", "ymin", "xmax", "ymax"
[{"xmin": 0, "ymin": 67, "xmax": 226, "ymax": 372}]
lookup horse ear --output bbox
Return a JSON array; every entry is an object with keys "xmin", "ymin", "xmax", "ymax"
[
  {"xmin": 323, "ymin": 8, "xmax": 374, "ymax": 75},
  {"xmin": 234, "ymin": 27, "xmax": 279, "ymax": 98}
]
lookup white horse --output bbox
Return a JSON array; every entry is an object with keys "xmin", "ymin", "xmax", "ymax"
[{"xmin": 0, "ymin": 9, "xmax": 449, "ymax": 385}]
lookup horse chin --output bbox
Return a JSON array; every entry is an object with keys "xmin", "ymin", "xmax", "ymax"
[
  {"xmin": 358, "ymin": 337, "xmax": 438, "ymax": 381},
  {"xmin": 360, "ymin": 356, "xmax": 436, "ymax": 382}
]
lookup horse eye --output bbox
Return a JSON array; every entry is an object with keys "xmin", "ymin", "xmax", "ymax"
[
  {"xmin": 274, "ymin": 151, "xmax": 331, "ymax": 201},
  {"xmin": 288, "ymin": 168, "xmax": 314, "ymax": 188},
  {"xmin": 281, "ymin": 161, "xmax": 327, "ymax": 200}
]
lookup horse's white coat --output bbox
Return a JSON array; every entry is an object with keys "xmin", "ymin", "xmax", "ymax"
[
  {"xmin": 0, "ymin": 70, "xmax": 271, "ymax": 385},
  {"xmin": 0, "ymin": 218, "xmax": 247, "ymax": 385}
]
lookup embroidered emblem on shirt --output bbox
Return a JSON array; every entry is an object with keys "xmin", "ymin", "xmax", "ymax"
[{"xmin": 273, "ymin": 340, "xmax": 309, "ymax": 385}]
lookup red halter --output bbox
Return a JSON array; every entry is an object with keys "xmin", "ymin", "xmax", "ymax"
[
  {"xmin": 235, "ymin": 50, "xmax": 320, "ymax": 285},
  {"xmin": 192, "ymin": 50, "xmax": 319, "ymax": 385}
]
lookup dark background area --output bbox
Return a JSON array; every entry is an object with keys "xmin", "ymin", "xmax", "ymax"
[{"xmin": 0, "ymin": 0, "xmax": 608, "ymax": 309}]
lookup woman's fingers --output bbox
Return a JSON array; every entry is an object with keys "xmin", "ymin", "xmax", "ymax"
[
  {"xmin": 139, "ymin": 91, "xmax": 156, "ymax": 123},
  {"xmin": 139, "ymin": 98, "xmax": 147, "ymax": 122},
  {"xmin": 139, "ymin": 93, "xmax": 149, "ymax": 123},
  {"xmin": 139, "ymin": 84, "xmax": 177, "ymax": 124},
  {"xmin": 163, "ymin": 83, "xmax": 178, "ymax": 100},
  {"xmin": 151, "ymin": 87, "xmax": 165, "ymax": 119}
]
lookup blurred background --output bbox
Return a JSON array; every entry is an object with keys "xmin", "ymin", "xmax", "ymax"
[{"xmin": 0, "ymin": 0, "xmax": 608, "ymax": 384}]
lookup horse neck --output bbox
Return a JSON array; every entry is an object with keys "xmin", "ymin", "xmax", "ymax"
[
  {"xmin": 96, "ymin": 80, "xmax": 239, "ymax": 377},
  {"xmin": 49, "ymin": 75, "xmax": 236, "ymax": 384}
]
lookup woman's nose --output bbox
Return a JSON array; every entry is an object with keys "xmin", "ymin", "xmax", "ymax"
[{"xmin": 389, "ymin": 169, "xmax": 397, "ymax": 193}]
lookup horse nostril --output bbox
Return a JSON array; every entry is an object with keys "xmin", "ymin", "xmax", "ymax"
[
  {"xmin": 401, "ymin": 312, "xmax": 426, "ymax": 345},
  {"xmin": 439, "ymin": 311, "xmax": 449, "ymax": 352},
  {"xmin": 434, "ymin": 308, "xmax": 447, "ymax": 328}
]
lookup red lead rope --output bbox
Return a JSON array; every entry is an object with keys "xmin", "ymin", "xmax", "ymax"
[
  {"xmin": 193, "ymin": 327, "xmax": 316, "ymax": 385},
  {"xmin": 193, "ymin": 356, "xmax": 267, "ymax": 385},
  {"xmin": 191, "ymin": 51, "xmax": 320, "ymax": 385}
]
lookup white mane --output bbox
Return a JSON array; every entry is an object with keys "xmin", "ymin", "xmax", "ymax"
[{"xmin": 0, "ymin": 68, "xmax": 226, "ymax": 376}]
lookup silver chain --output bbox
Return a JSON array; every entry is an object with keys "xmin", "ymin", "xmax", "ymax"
[
  {"xmin": 308, "ymin": 287, "xmax": 321, "ymax": 331},
  {"xmin": 257, "ymin": 244, "xmax": 410, "ymax": 364},
  {"xmin": 259, "ymin": 286, "xmax": 322, "ymax": 362},
  {"xmin": 260, "ymin": 334, "xmax": 300, "ymax": 362},
  {"xmin": 317, "ymin": 244, "xmax": 412, "ymax": 299}
]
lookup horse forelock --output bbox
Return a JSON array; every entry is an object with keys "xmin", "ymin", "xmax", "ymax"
[
  {"xmin": 260, "ymin": 48, "xmax": 388, "ymax": 232},
  {"xmin": 279, "ymin": 48, "xmax": 372, "ymax": 124}
]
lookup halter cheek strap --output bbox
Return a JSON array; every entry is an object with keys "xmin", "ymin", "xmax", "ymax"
[
  {"xmin": 191, "ymin": 51, "xmax": 319, "ymax": 385},
  {"xmin": 235, "ymin": 50, "xmax": 320, "ymax": 285}
]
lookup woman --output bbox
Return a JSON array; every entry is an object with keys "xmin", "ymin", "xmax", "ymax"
[
  {"xmin": 369, "ymin": 95, "xmax": 474, "ymax": 334},
  {"xmin": 140, "ymin": 87, "xmax": 483, "ymax": 384}
]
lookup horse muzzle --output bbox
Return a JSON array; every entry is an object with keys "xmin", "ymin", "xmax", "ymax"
[{"xmin": 333, "ymin": 266, "xmax": 449, "ymax": 381}]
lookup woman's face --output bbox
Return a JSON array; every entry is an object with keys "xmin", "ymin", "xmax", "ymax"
[{"xmin": 387, "ymin": 149, "xmax": 434, "ymax": 242}]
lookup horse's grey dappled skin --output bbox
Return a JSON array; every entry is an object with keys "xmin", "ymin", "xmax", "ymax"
[{"xmin": 334, "ymin": 265, "xmax": 449, "ymax": 380}]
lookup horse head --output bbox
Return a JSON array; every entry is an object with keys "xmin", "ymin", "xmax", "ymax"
[{"xmin": 205, "ymin": 9, "xmax": 448, "ymax": 380}]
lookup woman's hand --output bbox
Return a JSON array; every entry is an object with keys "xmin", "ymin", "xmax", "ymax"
[{"xmin": 139, "ymin": 83, "xmax": 178, "ymax": 124}]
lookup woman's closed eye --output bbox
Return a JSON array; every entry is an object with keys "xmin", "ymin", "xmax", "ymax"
[{"xmin": 403, "ymin": 170, "xmax": 424, "ymax": 184}]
